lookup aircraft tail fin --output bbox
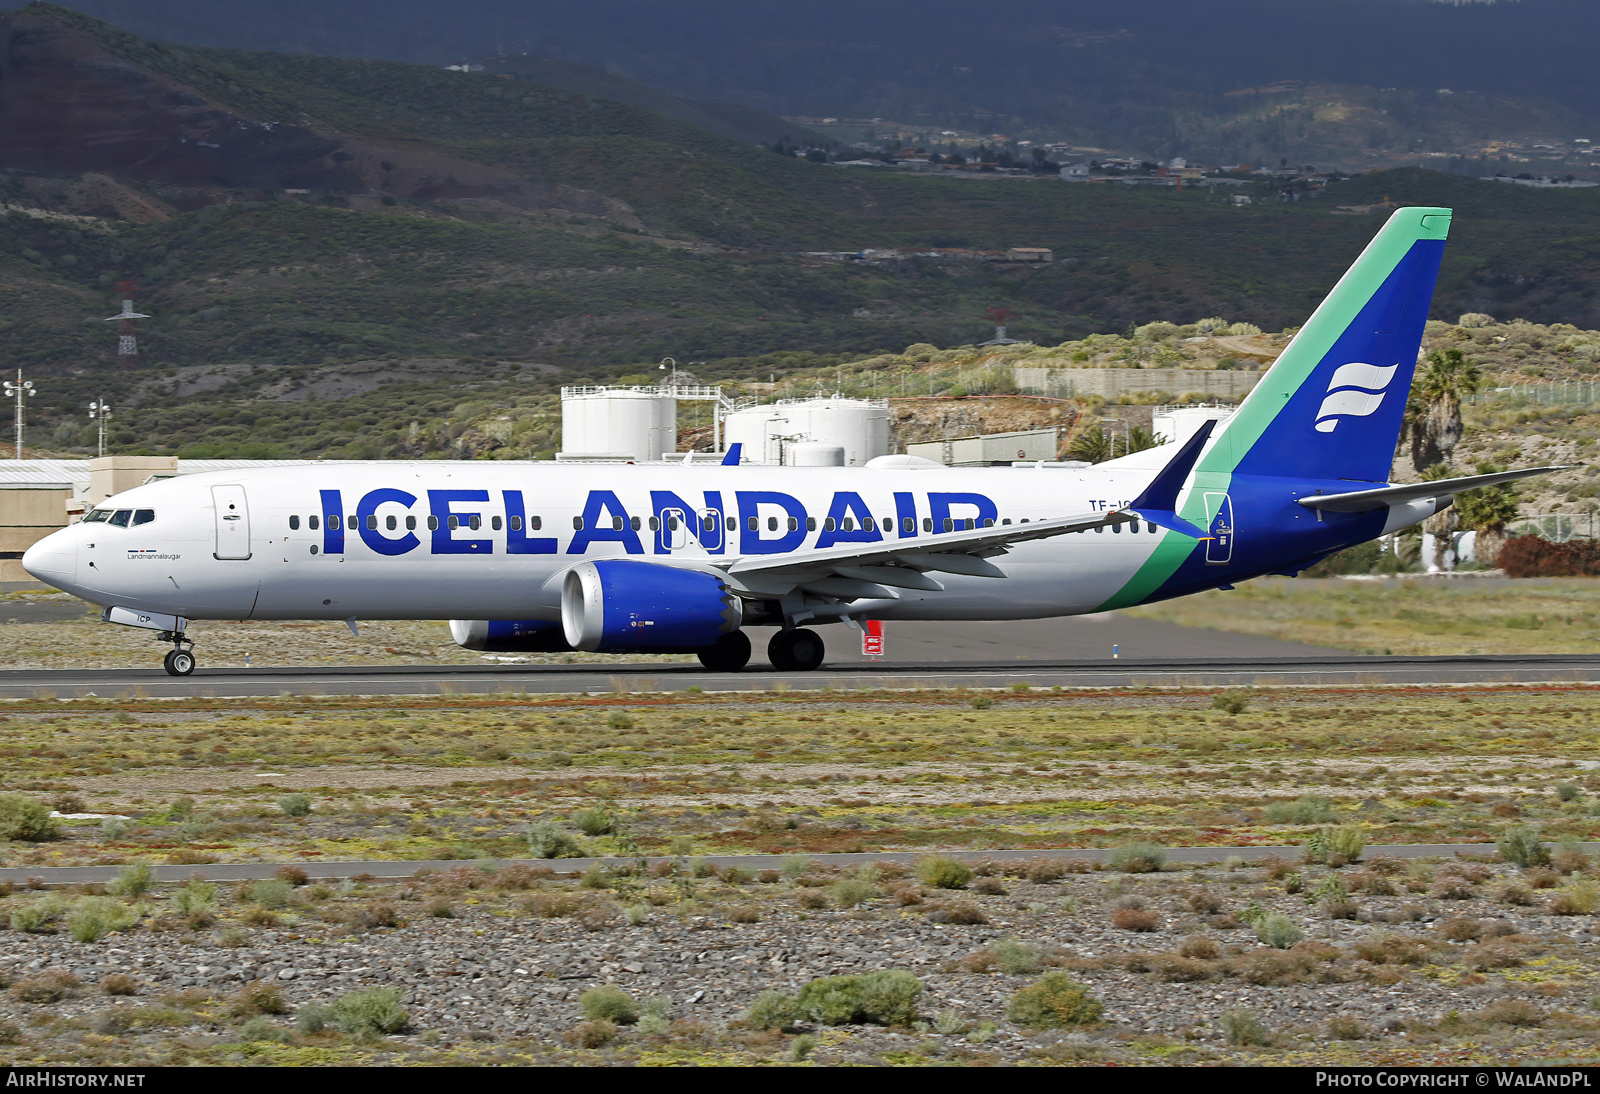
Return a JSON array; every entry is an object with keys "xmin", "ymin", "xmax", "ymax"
[{"xmin": 1196, "ymin": 206, "xmax": 1451, "ymax": 484}]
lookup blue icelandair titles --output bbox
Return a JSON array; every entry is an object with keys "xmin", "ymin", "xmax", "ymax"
[{"xmin": 19, "ymin": 207, "xmax": 1569, "ymax": 676}]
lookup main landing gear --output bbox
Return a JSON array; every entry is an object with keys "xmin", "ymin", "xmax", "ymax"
[
  {"xmin": 768, "ymin": 627, "xmax": 825, "ymax": 672},
  {"xmin": 157, "ymin": 630, "xmax": 196, "ymax": 677},
  {"xmin": 696, "ymin": 631, "xmax": 752, "ymax": 672}
]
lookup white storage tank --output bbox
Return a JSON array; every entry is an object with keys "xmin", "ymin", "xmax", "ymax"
[
  {"xmin": 1152, "ymin": 405, "xmax": 1235, "ymax": 447},
  {"xmin": 559, "ymin": 387, "xmax": 678, "ymax": 461},
  {"xmin": 786, "ymin": 441, "xmax": 845, "ymax": 467},
  {"xmin": 722, "ymin": 396, "xmax": 889, "ymax": 465},
  {"xmin": 723, "ymin": 403, "xmax": 788, "ymax": 465}
]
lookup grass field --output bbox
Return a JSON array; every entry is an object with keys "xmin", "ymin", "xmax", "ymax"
[
  {"xmin": 0, "ymin": 680, "xmax": 1597, "ymax": 1064},
  {"xmin": 1128, "ymin": 576, "xmax": 1600, "ymax": 656}
]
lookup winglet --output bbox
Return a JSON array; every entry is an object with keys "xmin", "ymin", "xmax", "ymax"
[
  {"xmin": 1123, "ymin": 419, "xmax": 1215, "ymax": 539},
  {"xmin": 720, "ymin": 443, "xmax": 743, "ymax": 467}
]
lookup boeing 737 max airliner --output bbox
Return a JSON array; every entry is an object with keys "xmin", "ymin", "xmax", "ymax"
[{"xmin": 21, "ymin": 207, "xmax": 1563, "ymax": 674}]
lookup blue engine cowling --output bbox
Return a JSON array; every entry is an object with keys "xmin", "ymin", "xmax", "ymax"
[
  {"xmin": 560, "ymin": 560, "xmax": 742, "ymax": 653},
  {"xmin": 448, "ymin": 619, "xmax": 572, "ymax": 652}
]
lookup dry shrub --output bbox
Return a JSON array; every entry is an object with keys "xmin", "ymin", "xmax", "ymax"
[
  {"xmin": 522, "ymin": 891, "xmax": 582, "ymax": 918},
  {"xmin": 357, "ymin": 902, "xmax": 402, "ymax": 930},
  {"xmin": 923, "ymin": 900, "xmax": 988, "ymax": 925},
  {"xmin": 1525, "ymin": 868, "xmax": 1561, "ymax": 890},
  {"xmin": 1491, "ymin": 802, "xmax": 1522, "ymax": 818},
  {"xmin": 1430, "ymin": 876, "xmax": 1480, "ymax": 901},
  {"xmin": 273, "ymin": 866, "xmax": 310, "ymax": 887},
  {"xmin": 951, "ymin": 949, "xmax": 995, "ymax": 974},
  {"xmin": 563, "ymin": 1019, "xmax": 618, "ymax": 1048},
  {"xmin": 1346, "ymin": 870, "xmax": 1397, "ymax": 896},
  {"xmin": 1548, "ymin": 879, "xmax": 1600, "ymax": 915},
  {"xmin": 1463, "ymin": 941, "xmax": 1525, "ymax": 971},
  {"xmin": 1327, "ymin": 1014, "xmax": 1370, "ymax": 1041},
  {"xmin": 1550, "ymin": 848, "xmax": 1592, "ymax": 875},
  {"xmin": 432, "ymin": 866, "xmax": 489, "ymax": 894},
  {"xmin": 12, "ymin": 972, "xmax": 80, "ymax": 1003},
  {"xmin": 1111, "ymin": 907, "xmax": 1160, "ymax": 932},
  {"xmin": 1352, "ymin": 933, "xmax": 1432, "ymax": 966},
  {"xmin": 795, "ymin": 889, "xmax": 828, "ymax": 910},
  {"xmin": 1324, "ymin": 899, "xmax": 1360, "ymax": 920},
  {"xmin": 575, "ymin": 898, "xmax": 621, "ymax": 932},
  {"xmin": 728, "ymin": 905, "xmax": 761, "ymax": 924},
  {"xmin": 1260, "ymin": 855, "xmax": 1297, "ymax": 881},
  {"xmin": 889, "ymin": 884, "xmax": 925, "ymax": 906},
  {"xmin": 1363, "ymin": 856, "xmax": 1404, "ymax": 876},
  {"xmin": 1178, "ymin": 936, "xmax": 1220, "ymax": 960},
  {"xmin": 1186, "ymin": 889, "xmax": 1223, "ymax": 915},
  {"xmin": 1060, "ymin": 858, "xmax": 1094, "ymax": 874},
  {"xmin": 1233, "ymin": 950, "xmax": 1319, "ymax": 987},
  {"xmin": 1438, "ymin": 917, "xmax": 1487, "ymax": 942},
  {"xmin": 492, "ymin": 864, "xmax": 553, "ymax": 890},
  {"xmin": 1208, "ymin": 913, "xmax": 1243, "ymax": 930},
  {"xmin": 1152, "ymin": 955, "xmax": 1214, "ymax": 983},
  {"xmin": 1498, "ymin": 884, "xmax": 1536, "ymax": 907},
  {"xmin": 971, "ymin": 877, "xmax": 1007, "ymax": 896},
  {"xmin": 229, "ymin": 980, "xmax": 288, "ymax": 1017},
  {"xmin": 98, "ymin": 974, "xmax": 139, "ymax": 997},
  {"xmin": 1478, "ymin": 999, "xmax": 1543, "ymax": 1028},
  {"xmin": 1024, "ymin": 860, "xmax": 1068, "ymax": 884}
]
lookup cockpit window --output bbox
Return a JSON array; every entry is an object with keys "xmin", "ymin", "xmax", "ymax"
[
  {"xmin": 131, "ymin": 509, "xmax": 155, "ymax": 527},
  {"xmin": 83, "ymin": 509, "xmax": 110, "ymax": 523},
  {"xmin": 107, "ymin": 510, "xmax": 132, "ymax": 528}
]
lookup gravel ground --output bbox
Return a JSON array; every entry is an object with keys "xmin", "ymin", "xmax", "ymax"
[{"xmin": 1, "ymin": 855, "xmax": 1597, "ymax": 1065}]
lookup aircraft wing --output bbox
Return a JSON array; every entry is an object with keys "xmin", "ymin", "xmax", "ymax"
[
  {"xmin": 1298, "ymin": 466, "xmax": 1567, "ymax": 514},
  {"xmin": 718, "ymin": 419, "xmax": 1219, "ymax": 600},
  {"xmin": 720, "ymin": 509, "xmax": 1134, "ymax": 598}
]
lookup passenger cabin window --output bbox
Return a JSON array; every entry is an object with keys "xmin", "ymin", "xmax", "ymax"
[
  {"xmin": 630, "ymin": 516, "xmax": 641, "ymax": 531},
  {"xmin": 470, "ymin": 515, "xmax": 483, "ymax": 531},
  {"xmin": 573, "ymin": 516, "xmax": 585, "ymax": 531},
  {"xmin": 509, "ymin": 516, "xmax": 523, "ymax": 532},
  {"xmin": 309, "ymin": 515, "xmax": 320, "ymax": 530},
  {"xmin": 491, "ymin": 516, "xmax": 502, "ymax": 531},
  {"xmin": 289, "ymin": 515, "xmax": 300, "ymax": 531},
  {"xmin": 132, "ymin": 510, "xmax": 155, "ymax": 527},
  {"xmin": 366, "ymin": 515, "xmax": 378, "ymax": 530},
  {"xmin": 448, "ymin": 516, "xmax": 460, "ymax": 531},
  {"xmin": 427, "ymin": 516, "xmax": 439, "ymax": 531},
  {"xmin": 530, "ymin": 516, "xmax": 541, "ymax": 531},
  {"xmin": 108, "ymin": 510, "xmax": 132, "ymax": 528},
  {"xmin": 902, "ymin": 517, "xmax": 914, "ymax": 533},
  {"xmin": 386, "ymin": 515, "xmax": 397, "ymax": 531},
  {"xmin": 406, "ymin": 516, "xmax": 417, "ymax": 530},
  {"xmin": 807, "ymin": 517, "xmax": 817, "ymax": 531}
]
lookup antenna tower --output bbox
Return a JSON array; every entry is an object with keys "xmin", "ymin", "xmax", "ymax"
[{"xmin": 104, "ymin": 281, "xmax": 151, "ymax": 363}]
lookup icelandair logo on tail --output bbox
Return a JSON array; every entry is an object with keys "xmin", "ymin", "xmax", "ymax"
[{"xmin": 1313, "ymin": 361, "xmax": 1400, "ymax": 433}]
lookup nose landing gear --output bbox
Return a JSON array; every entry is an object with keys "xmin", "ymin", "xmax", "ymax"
[{"xmin": 157, "ymin": 631, "xmax": 196, "ymax": 676}]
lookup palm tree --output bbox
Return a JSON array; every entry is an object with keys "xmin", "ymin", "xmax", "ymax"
[
  {"xmin": 1406, "ymin": 347, "xmax": 1482, "ymax": 473},
  {"xmin": 1419, "ymin": 462, "xmax": 1461, "ymax": 572},
  {"xmin": 1455, "ymin": 463, "xmax": 1523, "ymax": 567},
  {"xmin": 1065, "ymin": 427, "xmax": 1119, "ymax": 463}
]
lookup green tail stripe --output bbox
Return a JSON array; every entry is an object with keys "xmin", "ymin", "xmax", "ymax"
[{"xmin": 1094, "ymin": 206, "xmax": 1451, "ymax": 612}]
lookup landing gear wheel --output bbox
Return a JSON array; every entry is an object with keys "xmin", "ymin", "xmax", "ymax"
[
  {"xmin": 696, "ymin": 631, "xmax": 752, "ymax": 672},
  {"xmin": 768, "ymin": 628, "xmax": 825, "ymax": 672},
  {"xmin": 163, "ymin": 649, "xmax": 196, "ymax": 677}
]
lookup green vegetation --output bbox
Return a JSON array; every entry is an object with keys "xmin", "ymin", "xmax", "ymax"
[
  {"xmin": 793, "ymin": 970, "xmax": 923, "ymax": 1027},
  {"xmin": 0, "ymin": 795, "xmax": 60, "ymax": 842},
  {"xmin": 1006, "ymin": 973, "xmax": 1103, "ymax": 1029}
]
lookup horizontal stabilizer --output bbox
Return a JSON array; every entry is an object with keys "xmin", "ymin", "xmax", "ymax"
[
  {"xmin": 1121, "ymin": 418, "xmax": 1215, "ymax": 538},
  {"xmin": 1298, "ymin": 466, "xmax": 1568, "ymax": 514}
]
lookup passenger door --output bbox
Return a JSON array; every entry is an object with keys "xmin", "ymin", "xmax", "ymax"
[{"xmin": 212, "ymin": 485, "xmax": 252, "ymax": 560}]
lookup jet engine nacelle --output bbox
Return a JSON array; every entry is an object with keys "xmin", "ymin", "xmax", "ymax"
[
  {"xmin": 560, "ymin": 560, "xmax": 742, "ymax": 653},
  {"xmin": 448, "ymin": 619, "xmax": 572, "ymax": 652}
]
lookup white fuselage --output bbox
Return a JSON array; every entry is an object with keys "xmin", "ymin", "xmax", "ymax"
[{"xmin": 23, "ymin": 460, "xmax": 1179, "ymax": 623}]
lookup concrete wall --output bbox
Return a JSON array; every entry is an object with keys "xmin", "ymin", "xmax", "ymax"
[
  {"xmin": 1014, "ymin": 367, "xmax": 1264, "ymax": 401},
  {"xmin": 0, "ymin": 485, "xmax": 72, "ymax": 583},
  {"xmin": 89, "ymin": 455, "xmax": 178, "ymax": 505}
]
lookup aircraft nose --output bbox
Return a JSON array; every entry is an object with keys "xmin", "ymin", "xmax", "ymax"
[{"xmin": 22, "ymin": 528, "xmax": 76, "ymax": 588}]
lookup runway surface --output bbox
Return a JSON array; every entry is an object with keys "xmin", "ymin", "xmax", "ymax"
[{"xmin": 1, "ymin": 613, "xmax": 1592, "ymax": 698}]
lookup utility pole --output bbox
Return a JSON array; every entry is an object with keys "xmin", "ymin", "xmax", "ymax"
[
  {"xmin": 4, "ymin": 370, "xmax": 34, "ymax": 459},
  {"xmin": 88, "ymin": 398, "xmax": 112, "ymax": 457}
]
